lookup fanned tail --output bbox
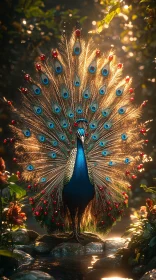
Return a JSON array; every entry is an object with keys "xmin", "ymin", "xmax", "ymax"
[{"xmin": 6, "ymin": 28, "xmax": 149, "ymax": 233}]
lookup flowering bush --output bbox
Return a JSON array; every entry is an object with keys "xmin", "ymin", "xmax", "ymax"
[
  {"xmin": 0, "ymin": 157, "xmax": 26, "ymax": 253},
  {"xmin": 122, "ymin": 197, "xmax": 156, "ymax": 268}
]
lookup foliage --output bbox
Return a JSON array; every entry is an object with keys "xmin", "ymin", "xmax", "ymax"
[
  {"xmin": 122, "ymin": 196, "xmax": 156, "ymax": 267},
  {"xmin": 0, "ymin": 157, "xmax": 27, "ymax": 253}
]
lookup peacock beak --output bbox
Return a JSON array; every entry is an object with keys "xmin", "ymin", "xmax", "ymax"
[{"xmin": 80, "ymin": 135, "xmax": 85, "ymax": 143}]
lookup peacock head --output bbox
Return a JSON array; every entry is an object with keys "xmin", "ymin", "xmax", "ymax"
[{"xmin": 76, "ymin": 128, "xmax": 85, "ymax": 143}]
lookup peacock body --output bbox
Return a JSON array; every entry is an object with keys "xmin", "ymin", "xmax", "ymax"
[{"xmin": 8, "ymin": 28, "xmax": 148, "ymax": 238}]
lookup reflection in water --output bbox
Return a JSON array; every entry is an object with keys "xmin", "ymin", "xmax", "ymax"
[
  {"xmin": 101, "ymin": 277, "xmax": 133, "ymax": 280},
  {"xmin": 88, "ymin": 255, "xmax": 99, "ymax": 269}
]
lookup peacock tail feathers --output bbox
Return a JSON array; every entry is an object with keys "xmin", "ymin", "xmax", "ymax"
[{"xmin": 7, "ymin": 28, "xmax": 149, "ymax": 233}]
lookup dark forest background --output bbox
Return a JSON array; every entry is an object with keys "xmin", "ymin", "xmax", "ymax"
[{"xmin": 0, "ymin": 0, "xmax": 156, "ymax": 195}]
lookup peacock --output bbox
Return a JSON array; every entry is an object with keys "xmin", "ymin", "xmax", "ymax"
[{"xmin": 6, "ymin": 28, "xmax": 148, "ymax": 241}]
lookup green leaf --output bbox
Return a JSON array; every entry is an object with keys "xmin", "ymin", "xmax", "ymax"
[
  {"xmin": 140, "ymin": 0, "xmax": 151, "ymax": 3},
  {"xmin": 8, "ymin": 174, "xmax": 18, "ymax": 183},
  {"xmin": 0, "ymin": 249, "xmax": 20, "ymax": 259},
  {"xmin": 9, "ymin": 183, "xmax": 26, "ymax": 199},
  {"xmin": 89, "ymin": 3, "xmax": 121, "ymax": 33},
  {"xmin": 149, "ymin": 236, "xmax": 156, "ymax": 247}
]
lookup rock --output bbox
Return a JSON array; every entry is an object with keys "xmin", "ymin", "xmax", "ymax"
[
  {"xmin": 145, "ymin": 256, "xmax": 156, "ymax": 272},
  {"xmin": 13, "ymin": 249, "xmax": 34, "ymax": 267},
  {"xmin": 15, "ymin": 244, "xmax": 35, "ymax": 255},
  {"xmin": 27, "ymin": 230, "xmax": 39, "ymax": 241},
  {"xmin": 105, "ymin": 238, "xmax": 128, "ymax": 253},
  {"xmin": 36, "ymin": 233, "xmax": 69, "ymax": 249},
  {"xmin": 50, "ymin": 242, "xmax": 85, "ymax": 257},
  {"xmin": 93, "ymin": 254, "xmax": 122, "ymax": 270},
  {"xmin": 34, "ymin": 242, "xmax": 51, "ymax": 254},
  {"xmin": 139, "ymin": 269, "xmax": 156, "ymax": 280},
  {"xmin": 85, "ymin": 242, "xmax": 105, "ymax": 254},
  {"xmin": 132, "ymin": 265, "xmax": 145, "ymax": 275},
  {"xmin": 12, "ymin": 229, "xmax": 29, "ymax": 245},
  {"xmin": 10, "ymin": 270, "xmax": 55, "ymax": 280}
]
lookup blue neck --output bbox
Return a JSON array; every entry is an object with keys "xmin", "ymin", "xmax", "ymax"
[{"xmin": 72, "ymin": 138, "xmax": 89, "ymax": 181}]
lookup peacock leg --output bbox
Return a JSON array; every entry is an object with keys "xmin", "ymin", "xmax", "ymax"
[
  {"xmin": 77, "ymin": 209, "xmax": 85, "ymax": 240},
  {"xmin": 67, "ymin": 208, "xmax": 82, "ymax": 242}
]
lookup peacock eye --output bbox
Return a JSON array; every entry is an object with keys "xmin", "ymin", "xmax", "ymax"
[
  {"xmin": 37, "ymin": 135, "xmax": 46, "ymax": 143},
  {"xmin": 40, "ymin": 177, "xmax": 47, "ymax": 183},
  {"xmin": 26, "ymin": 164, "xmax": 34, "ymax": 171},
  {"xmin": 102, "ymin": 150, "xmax": 109, "ymax": 156},
  {"xmin": 118, "ymin": 107, "xmax": 126, "ymax": 114},
  {"xmin": 54, "ymin": 61, "xmax": 63, "ymax": 74},
  {"xmin": 47, "ymin": 121, "xmax": 54, "ymax": 129},
  {"xmin": 73, "ymin": 41, "xmax": 81, "ymax": 56},
  {"xmin": 124, "ymin": 157, "xmax": 130, "ymax": 164},
  {"xmin": 53, "ymin": 104, "xmax": 61, "ymax": 114},
  {"xmin": 32, "ymin": 85, "xmax": 41, "ymax": 95},
  {"xmin": 99, "ymin": 85, "xmax": 106, "ymax": 95},
  {"xmin": 48, "ymin": 152, "xmax": 57, "ymax": 159},
  {"xmin": 105, "ymin": 176, "xmax": 111, "ymax": 182},
  {"xmin": 116, "ymin": 88, "xmax": 123, "ymax": 96},
  {"xmin": 101, "ymin": 67, "xmax": 109, "ymax": 77},
  {"xmin": 121, "ymin": 133, "xmax": 128, "ymax": 140},
  {"xmin": 51, "ymin": 140, "xmax": 58, "ymax": 147},
  {"xmin": 41, "ymin": 73, "xmax": 49, "ymax": 85},
  {"xmin": 23, "ymin": 129, "xmax": 31, "ymax": 137},
  {"xmin": 74, "ymin": 75, "xmax": 80, "ymax": 87},
  {"xmin": 34, "ymin": 106, "xmax": 42, "ymax": 115},
  {"xmin": 102, "ymin": 108, "xmax": 110, "ymax": 117},
  {"xmin": 104, "ymin": 122, "xmax": 112, "ymax": 130}
]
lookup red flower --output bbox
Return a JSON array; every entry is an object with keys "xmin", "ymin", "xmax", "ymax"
[{"xmin": 6, "ymin": 202, "xmax": 27, "ymax": 226}]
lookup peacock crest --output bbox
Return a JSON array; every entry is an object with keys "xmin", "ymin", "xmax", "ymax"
[{"xmin": 6, "ymin": 28, "xmax": 149, "ymax": 235}]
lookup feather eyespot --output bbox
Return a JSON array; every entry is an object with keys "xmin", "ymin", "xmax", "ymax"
[
  {"xmin": 26, "ymin": 164, "xmax": 34, "ymax": 171},
  {"xmin": 51, "ymin": 140, "xmax": 58, "ymax": 147},
  {"xmin": 105, "ymin": 176, "xmax": 112, "ymax": 182},
  {"xmin": 74, "ymin": 75, "xmax": 80, "ymax": 87},
  {"xmin": 83, "ymin": 89, "xmax": 90, "ymax": 99},
  {"xmin": 40, "ymin": 177, "xmax": 47, "ymax": 183},
  {"xmin": 118, "ymin": 107, "xmax": 126, "ymax": 114},
  {"xmin": 116, "ymin": 88, "xmax": 123, "ymax": 96},
  {"xmin": 99, "ymin": 141, "xmax": 106, "ymax": 147},
  {"xmin": 124, "ymin": 157, "xmax": 130, "ymax": 164},
  {"xmin": 61, "ymin": 87, "xmax": 69, "ymax": 99},
  {"xmin": 102, "ymin": 108, "xmax": 110, "ymax": 117},
  {"xmin": 47, "ymin": 121, "xmax": 54, "ymax": 129},
  {"xmin": 37, "ymin": 135, "xmax": 46, "ymax": 143},
  {"xmin": 101, "ymin": 67, "xmax": 109, "ymax": 77},
  {"xmin": 104, "ymin": 122, "xmax": 112, "ymax": 130},
  {"xmin": 32, "ymin": 85, "xmax": 41, "ymax": 95},
  {"xmin": 73, "ymin": 41, "xmax": 81, "ymax": 56},
  {"xmin": 41, "ymin": 73, "xmax": 49, "ymax": 85},
  {"xmin": 48, "ymin": 152, "xmax": 57, "ymax": 159},
  {"xmin": 121, "ymin": 133, "xmax": 128, "ymax": 140},
  {"xmin": 34, "ymin": 106, "xmax": 42, "ymax": 115},
  {"xmin": 53, "ymin": 104, "xmax": 61, "ymax": 114},
  {"xmin": 23, "ymin": 129, "xmax": 31, "ymax": 137},
  {"xmin": 108, "ymin": 161, "xmax": 114, "ymax": 166},
  {"xmin": 89, "ymin": 122, "xmax": 97, "ymax": 130},
  {"xmin": 61, "ymin": 120, "xmax": 68, "ymax": 129},
  {"xmin": 102, "ymin": 150, "xmax": 109, "ymax": 156},
  {"xmin": 59, "ymin": 134, "xmax": 66, "ymax": 141},
  {"xmin": 54, "ymin": 61, "xmax": 63, "ymax": 74},
  {"xmin": 92, "ymin": 134, "xmax": 98, "ymax": 141},
  {"xmin": 67, "ymin": 109, "xmax": 74, "ymax": 118},
  {"xmin": 99, "ymin": 85, "xmax": 106, "ymax": 95}
]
